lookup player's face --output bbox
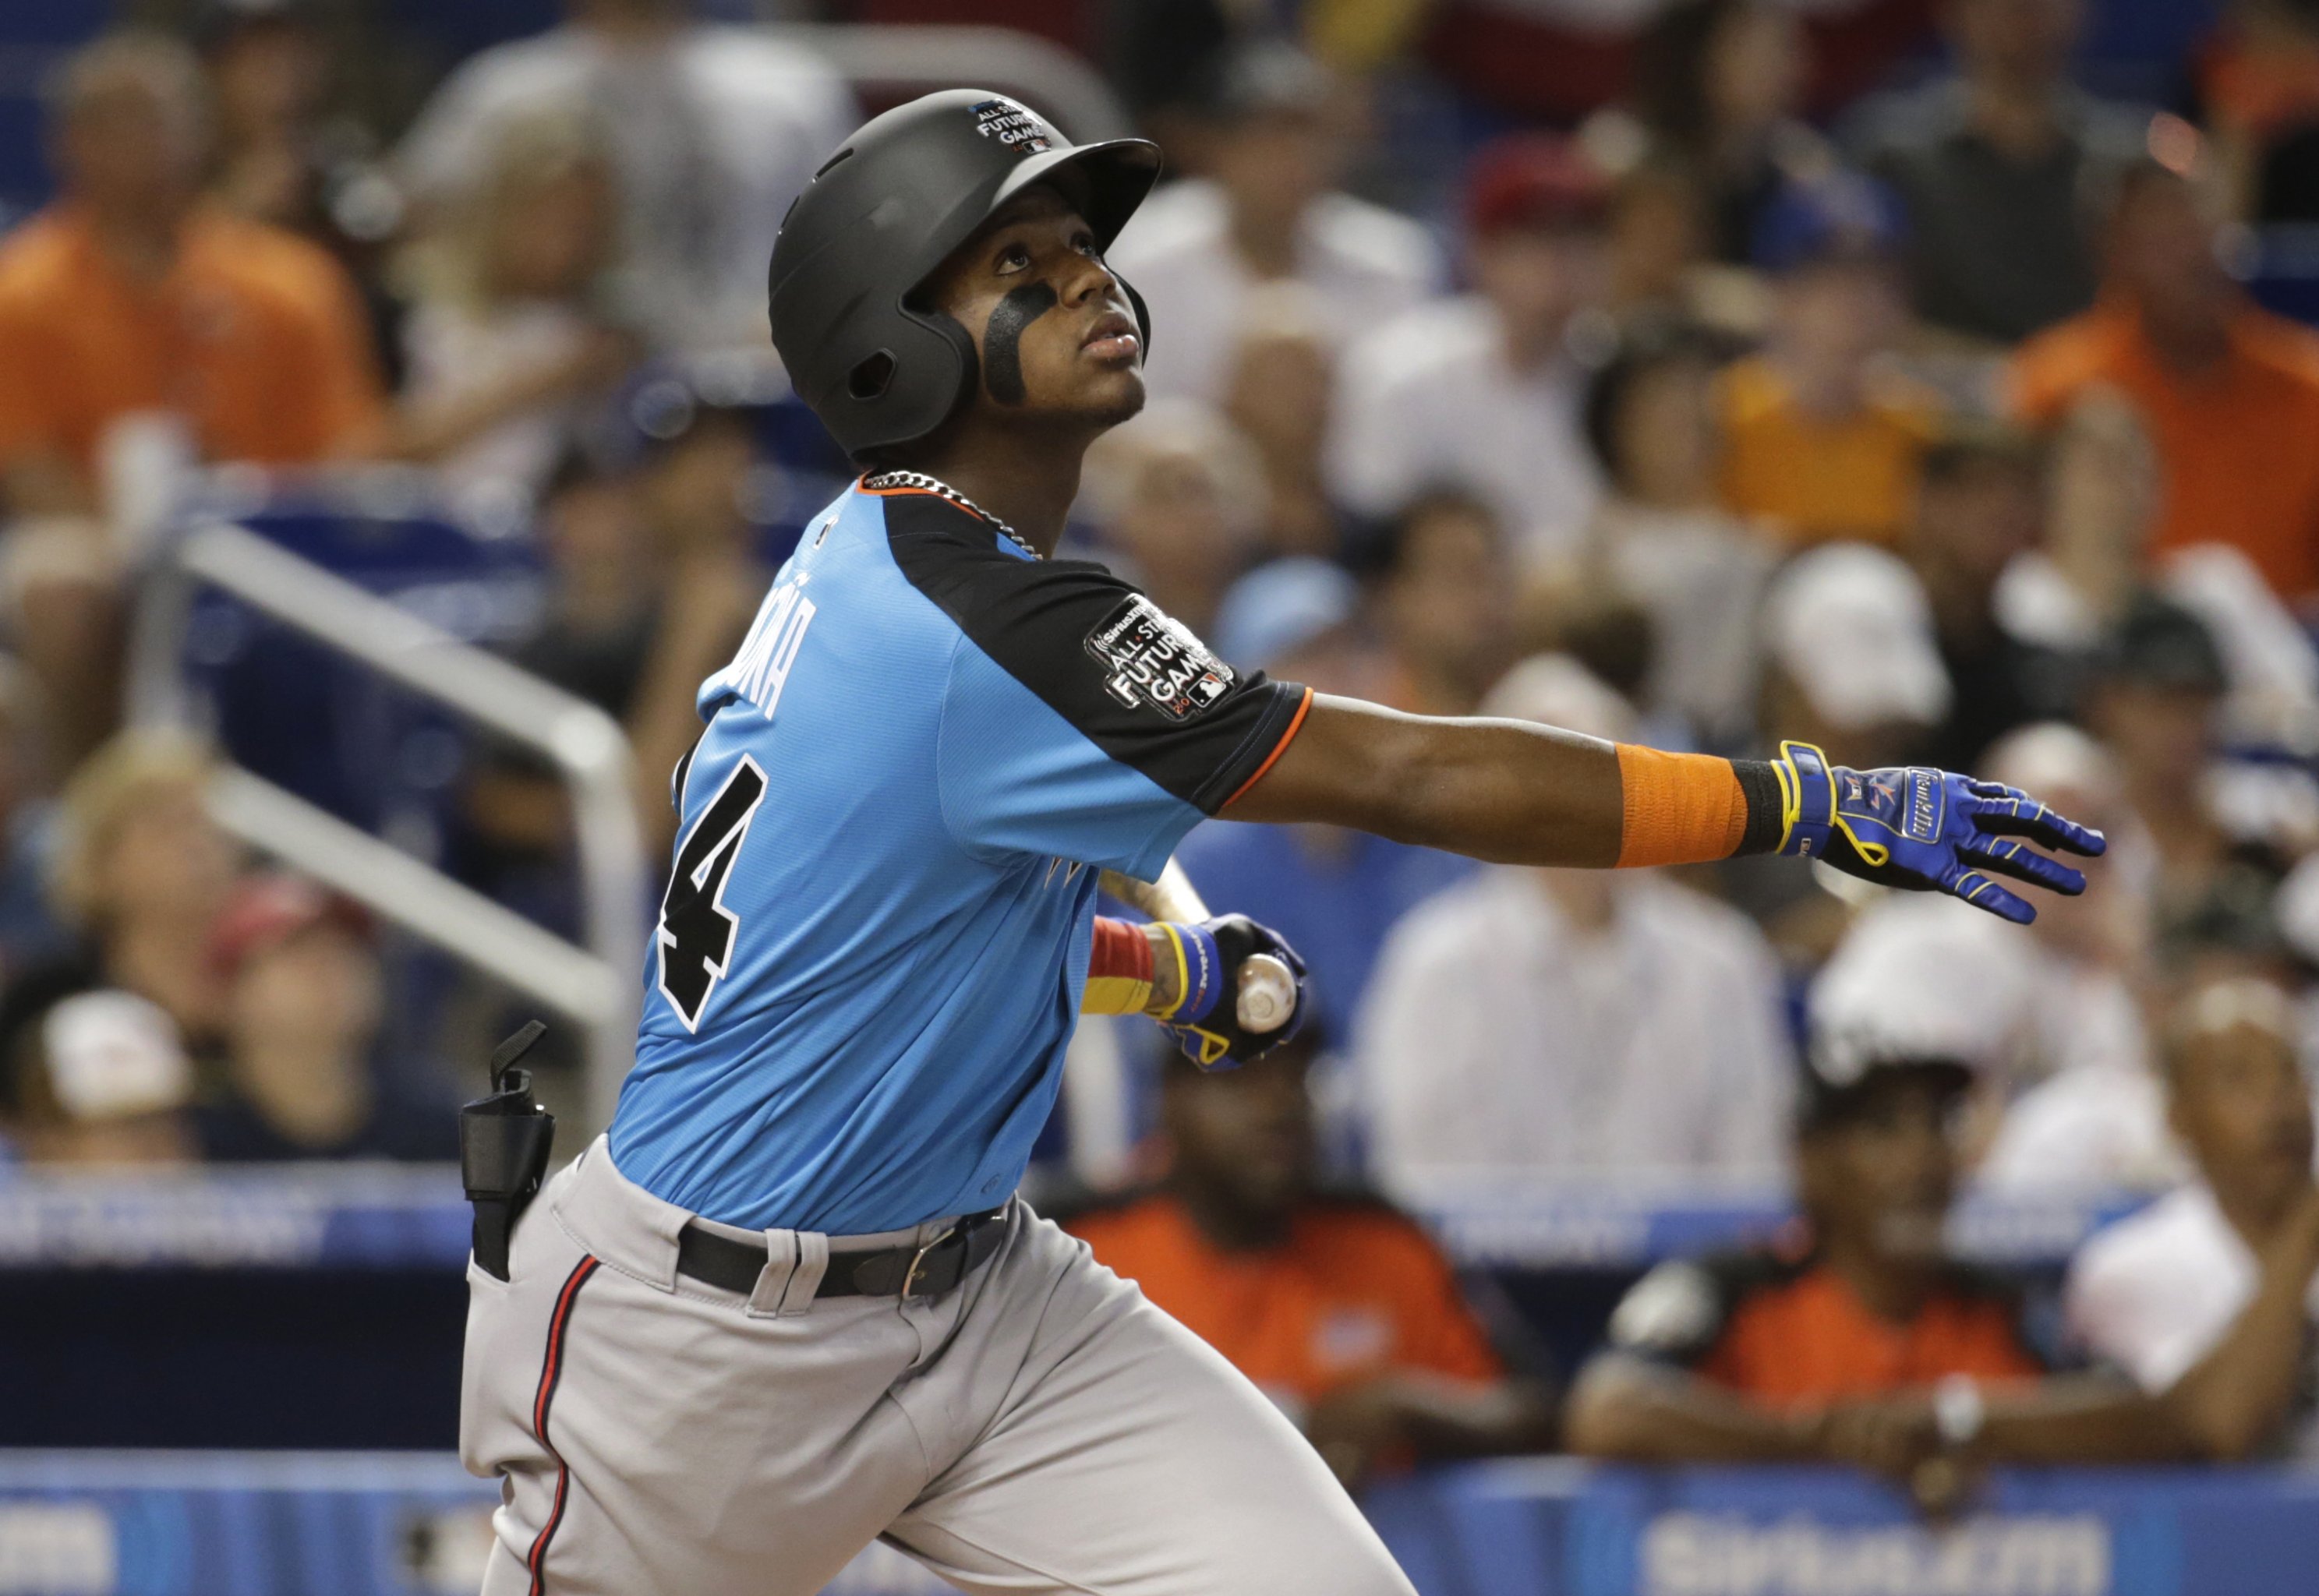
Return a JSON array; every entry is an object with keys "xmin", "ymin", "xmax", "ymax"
[{"xmin": 919, "ymin": 185, "xmax": 1145, "ymax": 430}]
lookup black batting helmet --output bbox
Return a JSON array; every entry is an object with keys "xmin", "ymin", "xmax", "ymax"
[{"xmin": 768, "ymin": 90, "xmax": 1162, "ymax": 461}]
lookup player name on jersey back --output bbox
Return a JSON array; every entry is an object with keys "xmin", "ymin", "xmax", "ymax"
[{"xmin": 705, "ymin": 570, "xmax": 818, "ymax": 717}]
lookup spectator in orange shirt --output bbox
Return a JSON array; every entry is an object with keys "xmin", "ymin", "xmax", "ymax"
[
  {"xmin": 1569, "ymin": 1049, "xmax": 2048, "ymax": 1450},
  {"xmin": 1065, "ymin": 1027, "xmax": 1554, "ymax": 1485},
  {"xmin": 2011, "ymin": 157, "xmax": 2319, "ymax": 607},
  {"xmin": 1566, "ymin": 1012, "xmax": 2319, "ymax": 1500},
  {"xmin": 0, "ymin": 33, "xmax": 387, "ymax": 768},
  {"xmin": 1716, "ymin": 172, "xmax": 1943, "ymax": 549},
  {"xmin": 0, "ymin": 31, "xmax": 386, "ymax": 506}
]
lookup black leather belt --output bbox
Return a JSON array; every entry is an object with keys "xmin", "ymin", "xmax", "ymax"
[{"xmin": 676, "ymin": 1205, "xmax": 1008, "ymax": 1300}]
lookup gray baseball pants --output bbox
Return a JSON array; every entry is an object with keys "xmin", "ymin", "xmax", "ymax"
[{"xmin": 460, "ymin": 1136, "xmax": 1416, "ymax": 1595}]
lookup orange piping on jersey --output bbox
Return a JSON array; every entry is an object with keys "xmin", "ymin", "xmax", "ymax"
[
  {"xmin": 1221, "ymin": 687, "xmax": 1314, "ymax": 810},
  {"xmin": 856, "ymin": 474, "xmax": 1023, "ymax": 540}
]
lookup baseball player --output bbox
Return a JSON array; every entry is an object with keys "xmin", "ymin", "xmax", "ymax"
[{"xmin": 459, "ymin": 90, "xmax": 2105, "ymax": 1596}]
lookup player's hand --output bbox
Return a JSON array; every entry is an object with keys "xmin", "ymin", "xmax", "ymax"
[
  {"xmin": 1158, "ymin": 914, "xmax": 1308, "ymax": 1069},
  {"xmin": 1769, "ymin": 741, "xmax": 2106, "ymax": 924}
]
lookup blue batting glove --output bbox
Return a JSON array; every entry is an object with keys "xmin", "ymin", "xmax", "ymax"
[
  {"xmin": 1158, "ymin": 915, "xmax": 1310, "ymax": 1069},
  {"xmin": 1773, "ymin": 741, "xmax": 2108, "ymax": 925}
]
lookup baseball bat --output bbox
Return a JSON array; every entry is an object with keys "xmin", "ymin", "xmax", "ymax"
[{"xmin": 1098, "ymin": 861, "xmax": 1296, "ymax": 1033}]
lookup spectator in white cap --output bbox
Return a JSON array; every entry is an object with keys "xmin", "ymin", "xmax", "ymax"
[
  {"xmin": 1819, "ymin": 722, "xmax": 2173, "ymax": 1191},
  {"xmin": 0, "ymin": 986, "xmax": 195, "ymax": 1166},
  {"xmin": 2065, "ymin": 972, "xmax": 2319, "ymax": 1460},
  {"xmin": 1759, "ymin": 542, "xmax": 1953, "ymax": 773},
  {"xmin": 1358, "ymin": 655, "xmax": 1794, "ymax": 1192},
  {"xmin": 1809, "ymin": 901, "xmax": 2027, "ymax": 1110}
]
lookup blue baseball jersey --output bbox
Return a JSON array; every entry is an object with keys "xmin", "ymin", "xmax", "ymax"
[{"xmin": 608, "ymin": 478, "xmax": 1310, "ymax": 1234}]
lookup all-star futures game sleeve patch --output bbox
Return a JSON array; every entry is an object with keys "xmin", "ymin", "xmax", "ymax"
[
  {"xmin": 882, "ymin": 489, "xmax": 1307, "ymax": 817},
  {"xmin": 1083, "ymin": 595, "xmax": 1234, "ymax": 721}
]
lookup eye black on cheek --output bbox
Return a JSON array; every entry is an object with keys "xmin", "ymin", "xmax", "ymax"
[{"xmin": 982, "ymin": 281, "xmax": 1059, "ymax": 405}]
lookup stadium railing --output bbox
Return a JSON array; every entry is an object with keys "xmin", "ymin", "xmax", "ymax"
[{"xmin": 128, "ymin": 514, "xmax": 646, "ymax": 1134}]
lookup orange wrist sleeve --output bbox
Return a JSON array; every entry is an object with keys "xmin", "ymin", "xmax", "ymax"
[{"xmin": 1614, "ymin": 744, "xmax": 1751, "ymax": 869}]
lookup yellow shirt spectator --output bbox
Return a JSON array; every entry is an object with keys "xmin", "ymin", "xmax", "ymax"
[{"xmin": 1715, "ymin": 355, "xmax": 1943, "ymax": 549}]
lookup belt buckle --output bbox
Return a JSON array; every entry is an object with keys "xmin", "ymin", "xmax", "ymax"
[{"xmin": 899, "ymin": 1223, "xmax": 958, "ymax": 1298}]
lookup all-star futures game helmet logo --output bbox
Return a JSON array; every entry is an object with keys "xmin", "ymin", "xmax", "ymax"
[
  {"xmin": 970, "ymin": 97, "xmax": 1053, "ymax": 155},
  {"xmin": 1086, "ymin": 595, "xmax": 1234, "ymax": 721}
]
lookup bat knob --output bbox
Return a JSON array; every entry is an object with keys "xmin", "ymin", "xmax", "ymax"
[{"xmin": 1236, "ymin": 954, "xmax": 1296, "ymax": 1033}]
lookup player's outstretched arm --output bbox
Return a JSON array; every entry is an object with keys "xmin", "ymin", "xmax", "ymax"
[
  {"xmin": 1230, "ymin": 695, "xmax": 2106, "ymax": 922},
  {"xmin": 1229, "ymin": 695, "xmax": 1628, "ymax": 865}
]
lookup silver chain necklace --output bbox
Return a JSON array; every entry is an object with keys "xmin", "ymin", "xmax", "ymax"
[{"xmin": 862, "ymin": 470, "xmax": 1041, "ymax": 560}]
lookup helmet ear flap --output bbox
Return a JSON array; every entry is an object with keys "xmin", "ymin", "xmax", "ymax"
[
  {"xmin": 834, "ymin": 302, "xmax": 980, "ymax": 464},
  {"xmin": 939, "ymin": 312, "xmax": 981, "ymax": 424}
]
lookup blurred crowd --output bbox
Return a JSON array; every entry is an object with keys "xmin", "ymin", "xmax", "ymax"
[{"xmin": 2, "ymin": 0, "xmax": 2319, "ymax": 1496}]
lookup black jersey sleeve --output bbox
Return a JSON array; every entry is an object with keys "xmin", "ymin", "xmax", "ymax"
[{"xmin": 884, "ymin": 491, "xmax": 1310, "ymax": 876}]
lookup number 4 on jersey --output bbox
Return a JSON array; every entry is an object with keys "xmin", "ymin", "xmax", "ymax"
[{"xmin": 657, "ymin": 757, "xmax": 769, "ymax": 1030}]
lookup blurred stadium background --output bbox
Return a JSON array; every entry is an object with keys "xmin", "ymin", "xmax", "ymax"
[{"xmin": 2, "ymin": 0, "xmax": 2319, "ymax": 1591}]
